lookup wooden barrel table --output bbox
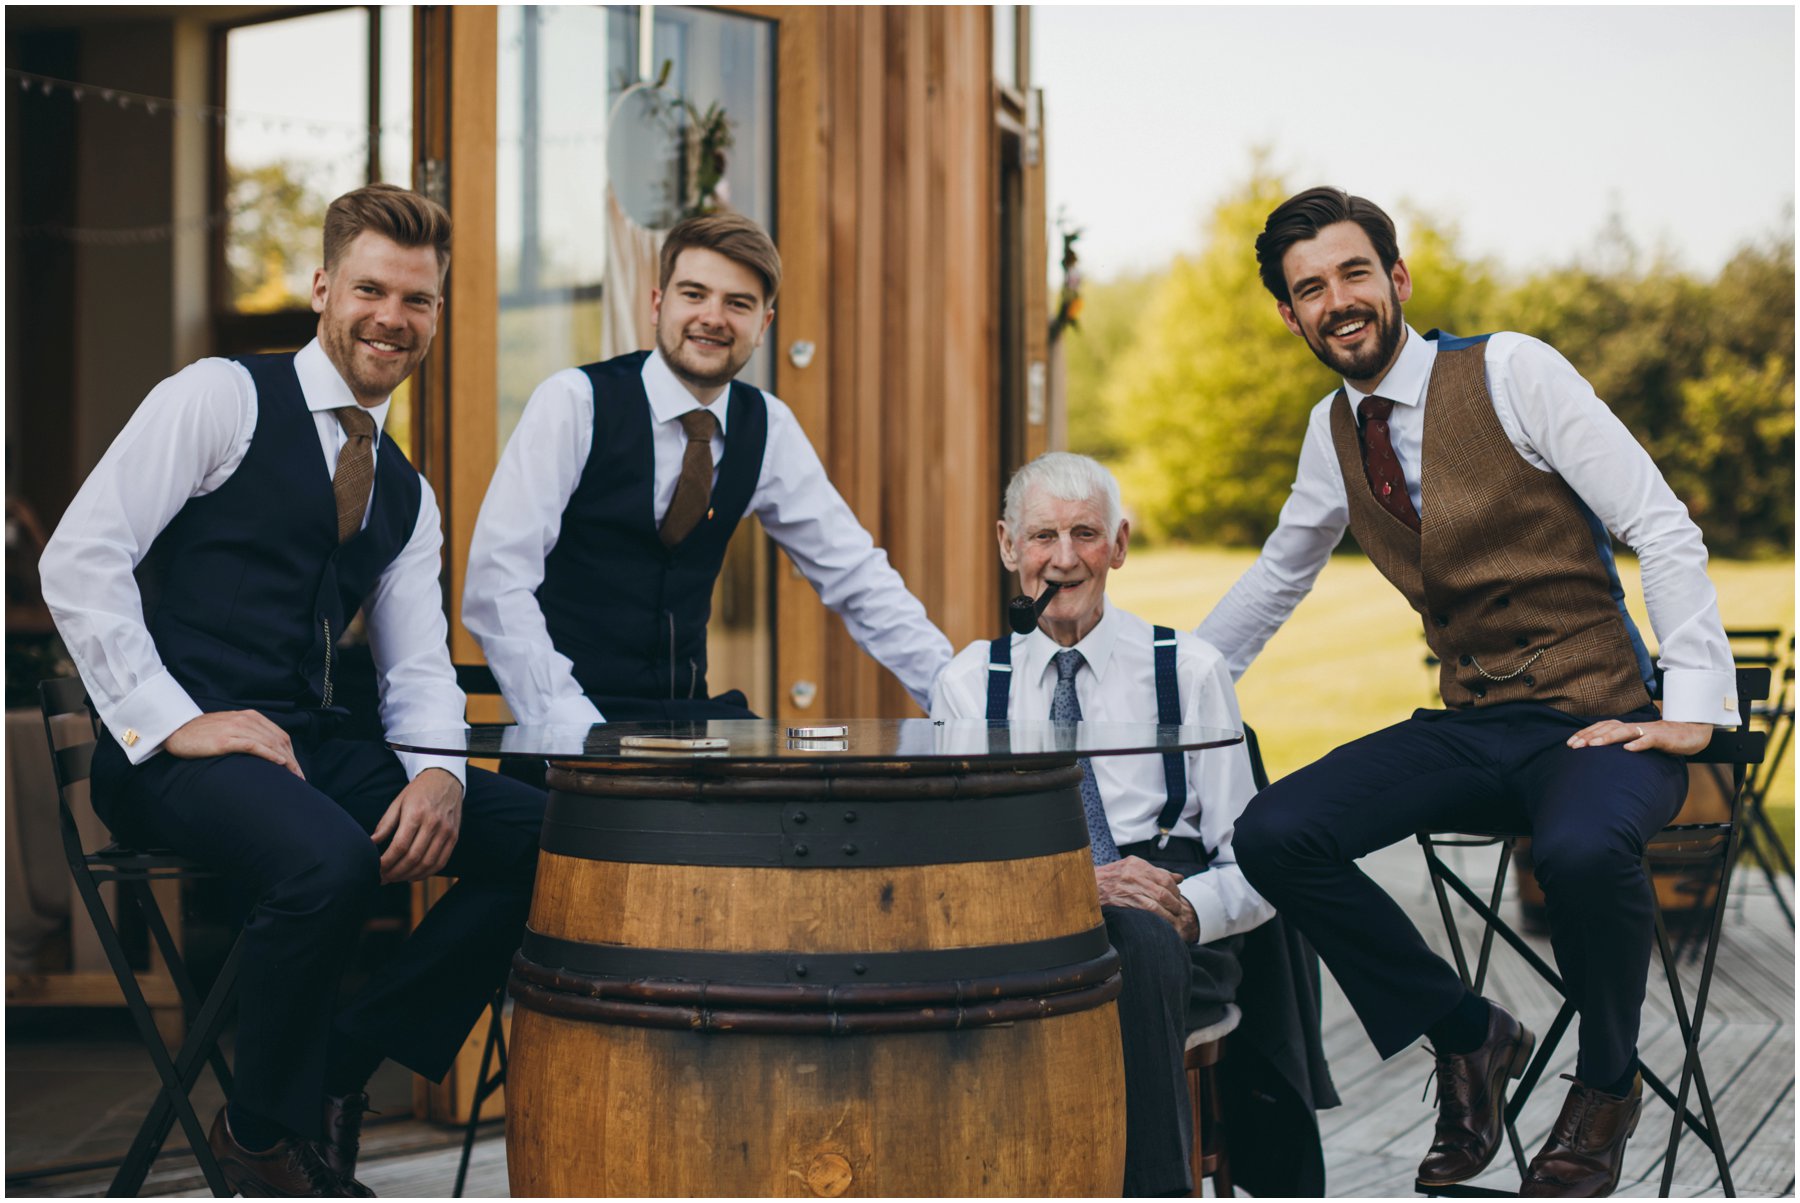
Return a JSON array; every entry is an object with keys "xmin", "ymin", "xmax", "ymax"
[{"xmin": 506, "ymin": 754, "xmax": 1125, "ymax": 1197}]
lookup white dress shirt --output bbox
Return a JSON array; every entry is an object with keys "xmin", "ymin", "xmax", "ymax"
[
  {"xmin": 40, "ymin": 339, "xmax": 468, "ymax": 785},
  {"xmin": 931, "ymin": 604, "xmax": 1275, "ymax": 946},
  {"xmin": 1196, "ymin": 326, "xmax": 1738, "ymax": 726},
  {"xmin": 463, "ymin": 349, "xmax": 953, "ymax": 724}
]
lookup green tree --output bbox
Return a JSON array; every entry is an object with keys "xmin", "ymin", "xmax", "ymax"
[
  {"xmin": 1063, "ymin": 271, "xmax": 1158, "ymax": 461},
  {"xmin": 227, "ymin": 160, "xmax": 329, "ymax": 312}
]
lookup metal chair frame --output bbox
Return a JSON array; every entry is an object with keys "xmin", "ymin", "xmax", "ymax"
[
  {"xmin": 1412, "ymin": 666, "xmax": 1769, "ymax": 1199},
  {"xmin": 39, "ymin": 676, "xmax": 246, "ymax": 1198},
  {"xmin": 1727, "ymin": 632, "xmax": 1792, "ymax": 927},
  {"xmin": 451, "ymin": 661, "xmax": 511, "ymax": 1197}
]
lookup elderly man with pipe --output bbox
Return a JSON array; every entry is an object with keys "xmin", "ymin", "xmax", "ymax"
[{"xmin": 931, "ymin": 452, "xmax": 1335, "ymax": 1197}]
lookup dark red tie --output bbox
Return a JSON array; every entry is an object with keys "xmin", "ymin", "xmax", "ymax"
[{"xmin": 1357, "ymin": 395, "xmax": 1421, "ymax": 531}]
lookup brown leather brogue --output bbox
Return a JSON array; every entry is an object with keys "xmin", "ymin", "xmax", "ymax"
[
  {"xmin": 208, "ymin": 1108, "xmax": 355, "ymax": 1197},
  {"xmin": 1519, "ymin": 1072, "xmax": 1643, "ymax": 1197},
  {"xmin": 1416, "ymin": 1002, "xmax": 1537, "ymax": 1187},
  {"xmin": 321, "ymin": 1091, "xmax": 377, "ymax": 1197}
]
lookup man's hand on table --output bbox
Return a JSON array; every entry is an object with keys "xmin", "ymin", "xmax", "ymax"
[
  {"xmin": 1097, "ymin": 856, "xmax": 1199, "ymax": 943},
  {"xmin": 373, "ymin": 767, "xmax": 464, "ymax": 883},
  {"xmin": 1567, "ymin": 718, "xmax": 1713, "ymax": 757}
]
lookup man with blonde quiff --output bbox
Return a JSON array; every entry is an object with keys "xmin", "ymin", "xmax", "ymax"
[
  {"xmin": 42, "ymin": 184, "xmax": 545, "ymax": 1197},
  {"xmin": 465, "ymin": 211, "xmax": 949, "ymax": 738}
]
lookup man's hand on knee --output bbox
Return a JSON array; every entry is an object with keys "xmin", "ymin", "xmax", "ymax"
[
  {"xmin": 1096, "ymin": 856, "xmax": 1199, "ymax": 943},
  {"xmin": 372, "ymin": 767, "xmax": 465, "ymax": 883},
  {"xmin": 164, "ymin": 711, "xmax": 304, "ymax": 779},
  {"xmin": 1566, "ymin": 718, "xmax": 1712, "ymax": 756}
]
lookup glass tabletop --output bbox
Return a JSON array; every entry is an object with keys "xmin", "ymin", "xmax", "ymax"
[{"xmin": 387, "ymin": 719, "xmax": 1241, "ymax": 764}]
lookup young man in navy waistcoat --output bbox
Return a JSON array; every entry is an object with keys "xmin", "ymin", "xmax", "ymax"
[
  {"xmin": 1199, "ymin": 187, "xmax": 1738, "ymax": 1196},
  {"xmin": 463, "ymin": 213, "xmax": 949, "ymax": 741},
  {"xmin": 42, "ymin": 185, "xmax": 545, "ymax": 1197}
]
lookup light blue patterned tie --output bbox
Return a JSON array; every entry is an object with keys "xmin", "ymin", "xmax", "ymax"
[{"xmin": 1052, "ymin": 649, "xmax": 1121, "ymax": 865}]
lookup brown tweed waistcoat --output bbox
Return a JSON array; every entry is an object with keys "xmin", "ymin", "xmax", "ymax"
[{"xmin": 1327, "ymin": 337, "xmax": 1652, "ymax": 717}]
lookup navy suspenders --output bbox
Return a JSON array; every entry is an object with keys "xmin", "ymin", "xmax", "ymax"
[
  {"xmin": 1149, "ymin": 626, "xmax": 1187, "ymax": 847},
  {"xmin": 986, "ymin": 627, "xmax": 1202, "ymax": 854},
  {"xmin": 986, "ymin": 635, "xmax": 1013, "ymax": 720}
]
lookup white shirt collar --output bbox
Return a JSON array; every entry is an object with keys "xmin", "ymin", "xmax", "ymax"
[
  {"xmin": 1023, "ymin": 600, "xmax": 1123, "ymax": 691},
  {"xmin": 1342, "ymin": 323, "xmax": 1434, "ymax": 413},
  {"xmin": 296, "ymin": 338, "xmax": 390, "ymax": 444},
  {"xmin": 644, "ymin": 347, "xmax": 732, "ymax": 436}
]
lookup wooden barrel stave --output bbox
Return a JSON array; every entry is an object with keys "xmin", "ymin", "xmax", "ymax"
[
  {"xmin": 507, "ymin": 761, "xmax": 1125, "ymax": 1196},
  {"xmin": 508, "ymin": 1007, "xmax": 1124, "ymax": 1197}
]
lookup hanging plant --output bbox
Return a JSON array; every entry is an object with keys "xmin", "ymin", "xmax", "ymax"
[{"xmin": 1050, "ymin": 216, "xmax": 1084, "ymax": 344}]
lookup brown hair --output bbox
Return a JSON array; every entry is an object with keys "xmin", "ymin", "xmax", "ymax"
[
  {"xmin": 658, "ymin": 212, "xmax": 781, "ymax": 303},
  {"xmin": 1254, "ymin": 186, "xmax": 1400, "ymax": 305},
  {"xmin": 323, "ymin": 183, "xmax": 452, "ymax": 278}
]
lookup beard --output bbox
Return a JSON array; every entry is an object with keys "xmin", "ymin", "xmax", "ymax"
[
  {"xmin": 1302, "ymin": 286, "xmax": 1405, "ymax": 384},
  {"xmin": 656, "ymin": 322, "xmax": 750, "ymax": 392},
  {"xmin": 320, "ymin": 316, "xmax": 421, "ymax": 402}
]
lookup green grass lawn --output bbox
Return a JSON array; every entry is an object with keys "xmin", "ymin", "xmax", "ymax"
[{"xmin": 1107, "ymin": 545, "xmax": 1794, "ymax": 853}]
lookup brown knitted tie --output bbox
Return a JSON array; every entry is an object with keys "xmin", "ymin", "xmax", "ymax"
[
  {"xmin": 1357, "ymin": 395, "xmax": 1421, "ymax": 531},
  {"xmin": 659, "ymin": 409, "xmax": 720, "ymax": 546},
  {"xmin": 332, "ymin": 406, "xmax": 377, "ymax": 542}
]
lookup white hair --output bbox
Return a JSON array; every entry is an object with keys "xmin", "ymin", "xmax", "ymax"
[{"xmin": 1001, "ymin": 452, "xmax": 1124, "ymax": 537}]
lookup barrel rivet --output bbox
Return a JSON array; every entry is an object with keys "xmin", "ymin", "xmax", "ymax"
[
  {"xmin": 794, "ymin": 964, "xmax": 809, "ymax": 978},
  {"xmin": 842, "ymin": 843, "xmax": 858, "ymax": 856},
  {"xmin": 853, "ymin": 963, "xmax": 867, "ymax": 975},
  {"xmin": 794, "ymin": 811, "xmax": 808, "ymax": 824},
  {"xmin": 843, "ymin": 810, "xmax": 857, "ymax": 823},
  {"xmin": 794, "ymin": 843, "xmax": 809, "ymax": 857}
]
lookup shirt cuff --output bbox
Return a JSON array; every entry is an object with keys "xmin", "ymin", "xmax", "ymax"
[
  {"xmin": 1179, "ymin": 876, "xmax": 1226, "ymax": 947},
  {"xmin": 544, "ymin": 692, "xmax": 606, "ymax": 727},
  {"xmin": 108, "ymin": 670, "xmax": 204, "ymax": 765},
  {"xmin": 398, "ymin": 751, "xmax": 468, "ymax": 789},
  {"xmin": 1660, "ymin": 667, "xmax": 1742, "ymax": 727}
]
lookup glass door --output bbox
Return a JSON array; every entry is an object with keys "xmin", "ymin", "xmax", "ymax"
[{"xmin": 494, "ymin": 4, "xmax": 777, "ymax": 712}]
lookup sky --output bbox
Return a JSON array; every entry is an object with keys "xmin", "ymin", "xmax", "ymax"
[{"xmin": 1035, "ymin": 5, "xmax": 1796, "ymax": 281}]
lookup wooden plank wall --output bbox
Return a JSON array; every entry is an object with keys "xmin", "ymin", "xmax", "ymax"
[{"xmin": 774, "ymin": 6, "xmax": 1002, "ymax": 722}]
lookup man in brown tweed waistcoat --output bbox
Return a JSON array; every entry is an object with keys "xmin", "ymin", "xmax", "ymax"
[{"xmin": 1196, "ymin": 187, "xmax": 1739, "ymax": 1197}]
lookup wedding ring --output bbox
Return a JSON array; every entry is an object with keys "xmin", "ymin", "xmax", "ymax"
[{"xmin": 1635, "ymin": 726, "xmax": 1645, "ymax": 738}]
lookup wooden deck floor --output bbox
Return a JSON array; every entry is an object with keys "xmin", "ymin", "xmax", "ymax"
[{"xmin": 21, "ymin": 844, "xmax": 1793, "ymax": 1198}]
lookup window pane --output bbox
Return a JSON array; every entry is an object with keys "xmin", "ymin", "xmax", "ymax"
[
  {"xmin": 994, "ymin": 5, "xmax": 1019, "ymax": 91},
  {"xmin": 378, "ymin": 6, "xmax": 415, "ymax": 187},
  {"xmin": 495, "ymin": 4, "xmax": 775, "ymax": 443},
  {"xmin": 223, "ymin": 9, "xmax": 371, "ymax": 313}
]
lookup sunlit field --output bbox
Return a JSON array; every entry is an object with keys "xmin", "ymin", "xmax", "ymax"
[{"xmin": 1107, "ymin": 546, "xmax": 1795, "ymax": 850}]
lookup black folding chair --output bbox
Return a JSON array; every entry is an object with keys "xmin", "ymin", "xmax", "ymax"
[
  {"xmin": 1413, "ymin": 665, "xmax": 1771, "ymax": 1198},
  {"xmin": 1724, "ymin": 631, "xmax": 1792, "ymax": 926},
  {"xmin": 38, "ymin": 677, "xmax": 246, "ymax": 1197},
  {"xmin": 451, "ymin": 662, "xmax": 513, "ymax": 1197}
]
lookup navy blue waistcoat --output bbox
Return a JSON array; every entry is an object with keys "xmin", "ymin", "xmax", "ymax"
[
  {"xmin": 136, "ymin": 353, "xmax": 422, "ymax": 717},
  {"xmin": 538, "ymin": 352, "xmax": 769, "ymax": 701}
]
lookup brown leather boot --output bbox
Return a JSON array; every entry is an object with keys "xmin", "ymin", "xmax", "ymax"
[
  {"xmin": 1519, "ymin": 1073, "xmax": 1643, "ymax": 1197},
  {"xmin": 208, "ymin": 1108, "xmax": 355, "ymax": 1197},
  {"xmin": 321, "ymin": 1092, "xmax": 378, "ymax": 1197},
  {"xmin": 1416, "ymin": 1002, "xmax": 1536, "ymax": 1187}
]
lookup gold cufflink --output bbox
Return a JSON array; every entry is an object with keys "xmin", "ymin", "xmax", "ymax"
[
  {"xmin": 707, "ymin": 508, "xmax": 714, "ymax": 521},
  {"xmin": 123, "ymin": 728, "xmax": 140, "ymax": 747}
]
